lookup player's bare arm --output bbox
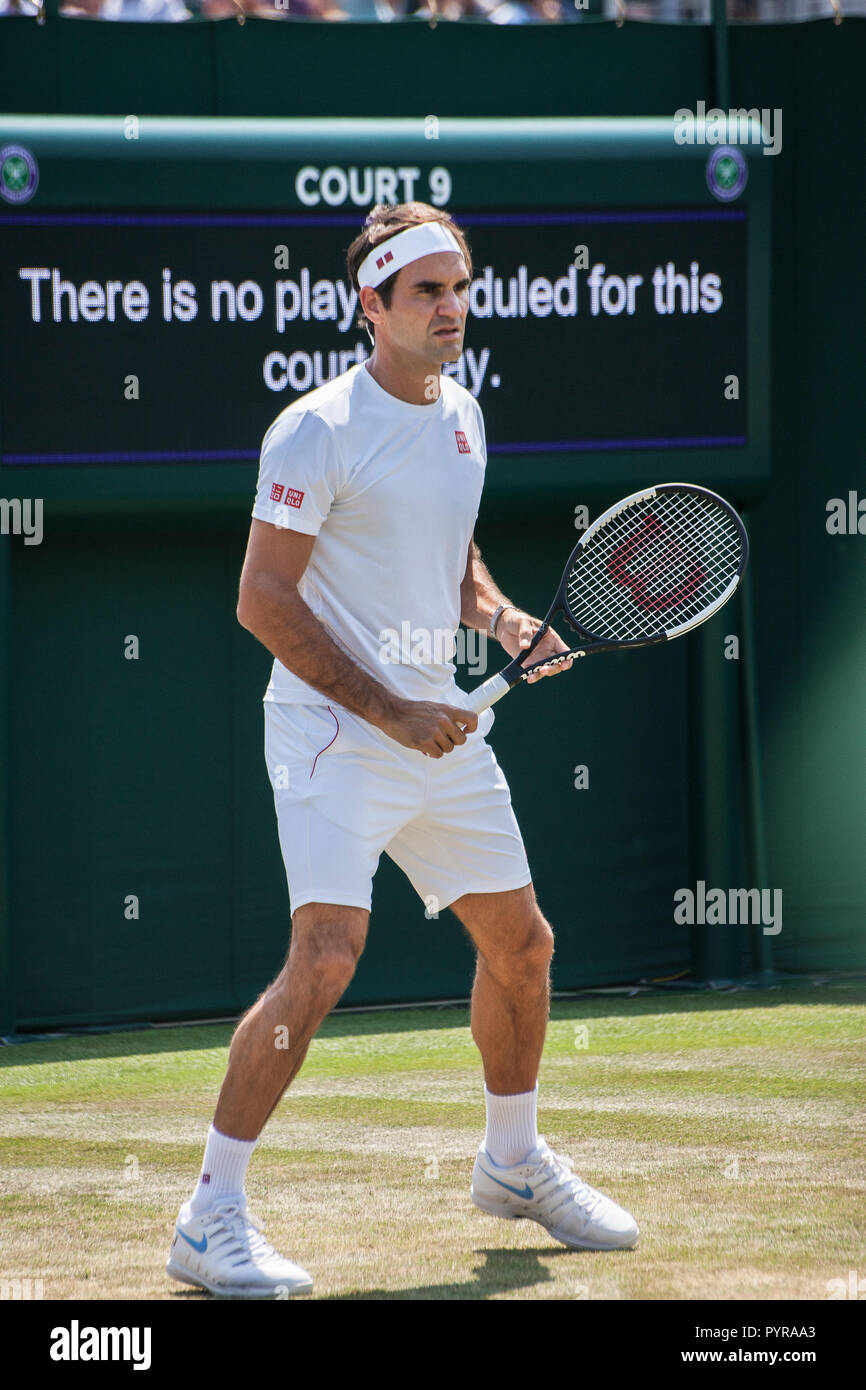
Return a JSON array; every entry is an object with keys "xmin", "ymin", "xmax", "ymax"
[
  {"xmin": 460, "ymin": 536, "xmax": 573, "ymax": 684},
  {"xmin": 237, "ymin": 518, "xmax": 476, "ymax": 757}
]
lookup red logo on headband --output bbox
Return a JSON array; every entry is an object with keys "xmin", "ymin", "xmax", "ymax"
[{"xmin": 375, "ymin": 250, "xmax": 395, "ymax": 271}]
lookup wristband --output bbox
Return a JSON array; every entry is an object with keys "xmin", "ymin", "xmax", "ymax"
[{"xmin": 489, "ymin": 603, "xmax": 515, "ymax": 639}]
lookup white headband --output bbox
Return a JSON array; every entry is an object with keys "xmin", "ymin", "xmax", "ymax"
[{"xmin": 357, "ymin": 221, "xmax": 464, "ymax": 291}]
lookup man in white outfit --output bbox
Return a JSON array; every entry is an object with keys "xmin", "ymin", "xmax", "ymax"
[{"xmin": 167, "ymin": 202, "xmax": 639, "ymax": 1298}]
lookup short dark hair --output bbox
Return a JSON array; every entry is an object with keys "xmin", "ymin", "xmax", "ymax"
[{"xmin": 346, "ymin": 202, "xmax": 472, "ymax": 338}]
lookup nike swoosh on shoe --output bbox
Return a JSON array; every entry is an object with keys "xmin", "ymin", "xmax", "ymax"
[
  {"xmin": 177, "ymin": 1228, "xmax": 208, "ymax": 1253},
  {"xmin": 478, "ymin": 1167, "xmax": 534, "ymax": 1199}
]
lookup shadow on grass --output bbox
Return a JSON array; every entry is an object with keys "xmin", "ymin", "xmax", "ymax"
[
  {"xmin": 170, "ymin": 1245, "xmax": 606, "ymax": 1301},
  {"xmin": 322, "ymin": 1245, "xmax": 610, "ymax": 1300}
]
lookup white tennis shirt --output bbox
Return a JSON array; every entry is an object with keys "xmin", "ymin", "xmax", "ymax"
[{"xmin": 251, "ymin": 361, "xmax": 494, "ymax": 728}]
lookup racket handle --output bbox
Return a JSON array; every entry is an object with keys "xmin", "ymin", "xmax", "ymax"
[{"xmin": 464, "ymin": 672, "xmax": 512, "ymax": 716}]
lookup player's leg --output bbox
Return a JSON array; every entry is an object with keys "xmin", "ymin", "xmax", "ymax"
[
  {"xmin": 167, "ymin": 903, "xmax": 368, "ymax": 1298},
  {"xmin": 213, "ymin": 903, "xmax": 368, "ymax": 1140},
  {"xmin": 452, "ymin": 883, "xmax": 637, "ymax": 1251},
  {"xmin": 450, "ymin": 882, "xmax": 551, "ymax": 1170},
  {"xmin": 168, "ymin": 701, "xmax": 422, "ymax": 1296},
  {"xmin": 449, "ymin": 881, "xmax": 553, "ymax": 1098},
  {"xmin": 387, "ymin": 737, "xmax": 638, "ymax": 1251},
  {"xmin": 210, "ymin": 697, "xmax": 398, "ymax": 1143}
]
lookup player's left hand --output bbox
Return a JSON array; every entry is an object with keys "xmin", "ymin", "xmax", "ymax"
[{"xmin": 497, "ymin": 610, "xmax": 574, "ymax": 684}]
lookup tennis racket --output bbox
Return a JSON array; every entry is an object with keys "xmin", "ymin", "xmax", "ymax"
[{"xmin": 467, "ymin": 482, "xmax": 749, "ymax": 716}]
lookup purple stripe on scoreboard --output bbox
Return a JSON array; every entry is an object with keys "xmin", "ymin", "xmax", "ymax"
[
  {"xmin": 460, "ymin": 210, "xmax": 746, "ymax": 226},
  {"xmin": 1, "ymin": 450, "xmax": 259, "ymax": 465},
  {"xmin": 2, "ymin": 436, "xmax": 747, "ymax": 466},
  {"xmin": 490, "ymin": 435, "xmax": 748, "ymax": 453},
  {"xmin": 0, "ymin": 213, "xmax": 364, "ymax": 227},
  {"xmin": 0, "ymin": 209, "xmax": 745, "ymax": 228}
]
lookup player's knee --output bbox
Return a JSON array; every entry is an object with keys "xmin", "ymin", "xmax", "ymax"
[
  {"xmin": 319, "ymin": 941, "xmax": 364, "ymax": 996},
  {"xmin": 489, "ymin": 913, "xmax": 554, "ymax": 985},
  {"xmin": 521, "ymin": 915, "xmax": 555, "ymax": 974},
  {"xmin": 291, "ymin": 914, "xmax": 367, "ymax": 997}
]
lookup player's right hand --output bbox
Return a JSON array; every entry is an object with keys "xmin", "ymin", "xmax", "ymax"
[{"xmin": 380, "ymin": 700, "xmax": 478, "ymax": 758}]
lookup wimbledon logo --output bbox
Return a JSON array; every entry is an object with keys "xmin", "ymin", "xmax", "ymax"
[
  {"xmin": 706, "ymin": 146, "xmax": 748, "ymax": 203},
  {"xmin": 0, "ymin": 145, "xmax": 39, "ymax": 205}
]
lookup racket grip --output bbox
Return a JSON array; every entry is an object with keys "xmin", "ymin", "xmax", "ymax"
[{"xmin": 464, "ymin": 672, "xmax": 511, "ymax": 716}]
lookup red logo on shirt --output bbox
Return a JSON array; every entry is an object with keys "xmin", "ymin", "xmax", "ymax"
[
  {"xmin": 270, "ymin": 483, "xmax": 285, "ymax": 502},
  {"xmin": 283, "ymin": 488, "xmax": 305, "ymax": 509},
  {"xmin": 455, "ymin": 431, "xmax": 471, "ymax": 454},
  {"xmin": 375, "ymin": 250, "xmax": 395, "ymax": 271}
]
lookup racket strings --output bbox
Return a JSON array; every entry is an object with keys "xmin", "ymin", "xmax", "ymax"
[{"xmin": 566, "ymin": 492, "xmax": 743, "ymax": 642}]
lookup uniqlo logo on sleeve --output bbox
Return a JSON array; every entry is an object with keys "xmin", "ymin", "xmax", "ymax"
[
  {"xmin": 455, "ymin": 431, "xmax": 471, "ymax": 454},
  {"xmin": 283, "ymin": 488, "xmax": 305, "ymax": 509},
  {"xmin": 270, "ymin": 483, "xmax": 284, "ymax": 502}
]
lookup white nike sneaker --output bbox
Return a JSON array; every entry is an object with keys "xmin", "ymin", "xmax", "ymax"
[
  {"xmin": 471, "ymin": 1140, "xmax": 639, "ymax": 1251},
  {"xmin": 167, "ymin": 1199, "xmax": 313, "ymax": 1298}
]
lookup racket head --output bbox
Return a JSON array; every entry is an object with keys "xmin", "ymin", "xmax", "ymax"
[
  {"xmin": 496, "ymin": 482, "xmax": 749, "ymax": 690},
  {"xmin": 553, "ymin": 482, "xmax": 749, "ymax": 649}
]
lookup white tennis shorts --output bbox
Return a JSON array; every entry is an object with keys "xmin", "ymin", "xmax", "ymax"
[{"xmin": 263, "ymin": 700, "xmax": 532, "ymax": 915}]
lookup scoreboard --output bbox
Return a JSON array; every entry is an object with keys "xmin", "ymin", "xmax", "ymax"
[{"xmin": 0, "ymin": 116, "xmax": 771, "ymax": 509}]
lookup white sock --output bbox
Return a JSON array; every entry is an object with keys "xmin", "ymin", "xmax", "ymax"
[
  {"xmin": 189, "ymin": 1124, "xmax": 258, "ymax": 1214},
  {"xmin": 483, "ymin": 1082, "xmax": 539, "ymax": 1167}
]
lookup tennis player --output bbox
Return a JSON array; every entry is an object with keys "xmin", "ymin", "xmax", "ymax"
[{"xmin": 167, "ymin": 203, "xmax": 639, "ymax": 1298}]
